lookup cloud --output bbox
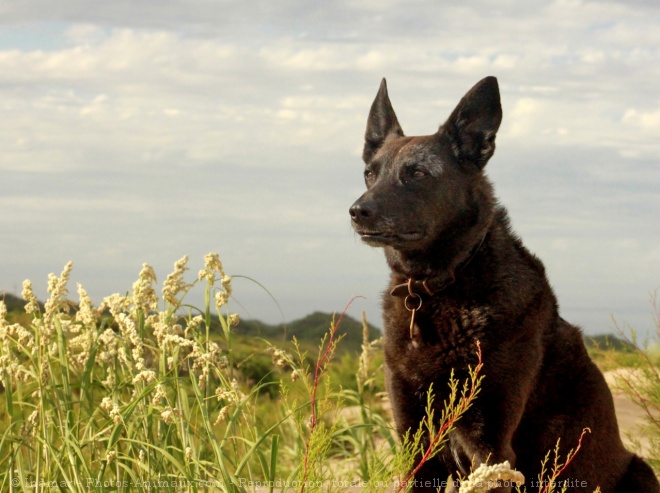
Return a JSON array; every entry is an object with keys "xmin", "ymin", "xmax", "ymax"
[
  {"xmin": 622, "ymin": 108, "xmax": 660, "ymax": 131},
  {"xmin": 0, "ymin": 0, "xmax": 659, "ymax": 336}
]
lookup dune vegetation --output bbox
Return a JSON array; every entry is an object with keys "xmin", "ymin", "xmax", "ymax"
[{"xmin": 1, "ymin": 254, "xmax": 657, "ymax": 492}]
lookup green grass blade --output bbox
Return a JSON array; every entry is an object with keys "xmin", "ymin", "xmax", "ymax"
[{"xmin": 269, "ymin": 435, "xmax": 279, "ymax": 493}]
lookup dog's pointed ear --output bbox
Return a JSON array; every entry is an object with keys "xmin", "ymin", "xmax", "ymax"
[
  {"xmin": 363, "ymin": 78, "xmax": 404, "ymax": 163},
  {"xmin": 443, "ymin": 76, "xmax": 502, "ymax": 170}
]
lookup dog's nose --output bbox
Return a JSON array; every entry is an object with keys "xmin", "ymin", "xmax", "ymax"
[{"xmin": 349, "ymin": 200, "xmax": 376, "ymax": 221}]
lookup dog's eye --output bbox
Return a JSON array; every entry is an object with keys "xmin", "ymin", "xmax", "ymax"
[
  {"xmin": 412, "ymin": 169, "xmax": 426, "ymax": 178},
  {"xmin": 364, "ymin": 169, "xmax": 375, "ymax": 179}
]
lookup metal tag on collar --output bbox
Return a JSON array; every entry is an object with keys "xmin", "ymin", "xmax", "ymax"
[{"xmin": 404, "ymin": 290, "xmax": 423, "ymax": 339}]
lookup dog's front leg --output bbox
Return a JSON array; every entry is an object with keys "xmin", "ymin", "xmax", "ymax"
[
  {"xmin": 454, "ymin": 432, "xmax": 517, "ymax": 493},
  {"xmin": 406, "ymin": 454, "xmax": 456, "ymax": 493},
  {"xmin": 386, "ymin": 369, "xmax": 457, "ymax": 492}
]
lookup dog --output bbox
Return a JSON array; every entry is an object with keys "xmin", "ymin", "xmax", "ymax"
[{"xmin": 349, "ymin": 77, "xmax": 659, "ymax": 492}]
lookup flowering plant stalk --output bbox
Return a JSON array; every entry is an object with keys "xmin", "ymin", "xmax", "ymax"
[{"xmin": 0, "ymin": 255, "xmax": 261, "ymax": 493}]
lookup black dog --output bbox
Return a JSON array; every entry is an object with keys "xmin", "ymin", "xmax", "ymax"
[{"xmin": 349, "ymin": 77, "xmax": 659, "ymax": 492}]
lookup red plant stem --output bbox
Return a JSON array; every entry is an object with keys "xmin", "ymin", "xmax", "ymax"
[
  {"xmin": 396, "ymin": 342, "xmax": 483, "ymax": 493},
  {"xmin": 540, "ymin": 427, "xmax": 591, "ymax": 493},
  {"xmin": 299, "ymin": 296, "xmax": 362, "ymax": 493}
]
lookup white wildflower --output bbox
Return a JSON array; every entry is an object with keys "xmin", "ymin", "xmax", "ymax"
[
  {"xmin": 97, "ymin": 328, "xmax": 119, "ymax": 366},
  {"xmin": 67, "ymin": 284, "xmax": 97, "ymax": 368},
  {"xmin": 100, "ymin": 396, "xmax": 113, "ymax": 412},
  {"xmin": 44, "ymin": 261, "xmax": 73, "ymax": 320},
  {"xmin": 214, "ymin": 406, "xmax": 231, "ymax": 426},
  {"xmin": 458, "ymin": 461, "xmax": 524, "ymax": 493},
  {"xmin": 0, "ymin": 353, "xmax": 20, "ymax": 381},
  {"xmin": 132, "ymin": 370, "xmax": 156, "ymax": 385},
  {"xmin": 266, "ymin": 346, "xmax": 291, "ymax": 369},
  {"xmin": 214, "ymin": 273, "xmax": 233, "ymax": 307},
  {"xmin": 186, "ymin": 315, "xmax": 204, "ymax": 332},
  {"xmin": 40, "ymin": 360, "xmax": 51, "ymax": 386},
  {"xmin": 132, "ymin": 263, "xmax": 158, "ymax": 314},
  {"xmin": 162, "ymin": 255, "xmax": 190, "ymax": 307},
  {"xmin": 198, "ymin": 252, "xmax": 225, "ymax": 284},
  {"xmin": 357, "ymin": 315, "xmax": 380, "ymax": 393},
  {"xmin": 152, "ymin": 383, "xmax": 167, "ymax": 406},
  {"xmin": 106, "ymin": 450, "xmax": 117, "ymax": 464},
  {"xmin": 68, "ymin": 329, "xmax": 95, "ymax": 369},
  {"xmin": 0, "ymin": 307, "xmax": 35, "ymax": 353},
  {"xmin": 115, "ymin": 312, "xmax": 147, "ymax": 373},
  {"xmin": 139, "ymin": 449, "xmax": 146, "ymax": 462},
  {"xmin": 75, "ymin": 283, "xmax": 97, "ymax": 327},
  {"xmin": 101, "ymin": 293, "xmax": 130, "ymax": 318},
  {"xmin": 24, "ymin": 410, "xmax": 40, "ymax": 436},
  {"xmin": 215, "ymin": 290, "xmax": 229, "ymax": 307},
  {"xmin": 184, "ymin": 315, "xmax": 204, "ymax": 338},
  {"xmin": 152, "ymin": 311, "xmax": 175, "ymax": 347},
  {"xmin": 160, "ymin": 406, "xmax": 181, "ymax": 425},
  {"xmin": 152, "ymin": 312, "xmax": 195, "ymax": 371},
  {"xmin": 221, "ymin": 275, "xmax": 232, "ymax": 295},
  {"xmin": 291, "ymin": 369, "xmax": 303, "ymax": 382},
  {"xmin": 228, "ymin": 313, "xmax": 239, "ymax": 327},
  {"xmin": 215, "ymin": 382, "xmax": 241, "ymax": 404},
  {"xmin": 185, "ymin": 447, "xmax": 193, "ymax": 459},
  {"xmin": 190, "ymin": 340, "xmax": 223, "ymax": 388},
  {"xmin": 28, "ymin": 410, "xmax": 39, "ymax": 427},
  {"xmin": 58, "ymin": 318, "xmax": 74, "ymax": 334},
  {"xmin": 22, "ymin": 279, "xmax": 40, "ymax": 315},
  {"xmin": 102, "ymin": 372, "xmax": 115, "ymax": 388},
  {"xmin": 37, "ymin": 262, "xmax": 74, "ymax": 346},
  {"xmin": 145, "ymin": 312, "xmax": 159, "ymax": 327},
  {"xmin": 100, "ymin": 397, "xmax": 122, "ymax": 425}
]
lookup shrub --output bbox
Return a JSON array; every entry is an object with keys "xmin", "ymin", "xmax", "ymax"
[{"xmin": 609, "ymin": 291, "xmax": 660, "ymax": 472}]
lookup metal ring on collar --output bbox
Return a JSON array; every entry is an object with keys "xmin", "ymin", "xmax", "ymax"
[{"xmin": 404, "ymin": 294, "xmax": 422, "ymax": 312}]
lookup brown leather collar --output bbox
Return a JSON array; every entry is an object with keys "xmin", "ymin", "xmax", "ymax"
[
  {"xmin": 390, "ymin": 232, "xmax": 487, "ymax": 299},
  {"xmin": 390, "ymin": 275, "xmax": 452, "ymax": 298}
]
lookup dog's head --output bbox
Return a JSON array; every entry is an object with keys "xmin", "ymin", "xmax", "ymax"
[{"xmin": 349, "ymin": 77, "xmax": 502, "ymax": 254}]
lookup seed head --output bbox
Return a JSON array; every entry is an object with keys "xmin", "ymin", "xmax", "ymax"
[
  {"xmin": 458, "ymin": 461, "xmax": 524, "ymax": 493},
  {"xmin": 22, "ymin": 280, "xmax": 40, "ymax": 315},
  {"xmin": 198, "ymin": 252, "xmax": 225, "ymax": 284},
  {"xmin": 44, "ymin": 261, "xmax": 74, "ymax": 320},
  {"xmin": 162, "ymin": 255, "xmax": 191, "ymax": 307},
  {"xmin": 132, "ymin": 263, "xmax": 158, "ymax": 313},
  {"xmin": 160, "ymin": 406, "xmax": 181, "ymax": 425},
  {"xmin": 75, "ymin": 283, "xmax": 97, "ymax": 327}
]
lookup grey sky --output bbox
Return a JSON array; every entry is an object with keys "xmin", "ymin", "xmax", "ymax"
[{"xmin": 1, "ymin": 0, "xmax": 659, "ymax": 337}]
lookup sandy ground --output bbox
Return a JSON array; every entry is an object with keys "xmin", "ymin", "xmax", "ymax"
[{"xmin": 604, "ymin": 369, "xmax": 653, "ymax": 454}]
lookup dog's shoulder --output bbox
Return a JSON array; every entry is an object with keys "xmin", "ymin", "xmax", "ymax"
[{"xmin": 478, "ymin": 206, "xmax": 556, "ymax": 313}]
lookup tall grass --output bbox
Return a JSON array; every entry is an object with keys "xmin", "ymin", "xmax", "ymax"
[{"xmin": 0, "ymin": 254, "xmax": 486, "ymax": 492}]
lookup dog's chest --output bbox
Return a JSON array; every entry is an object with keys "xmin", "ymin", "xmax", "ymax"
[{"xmin": 384, "ymin": 296, "xmax": 490, "ymax": 383}]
